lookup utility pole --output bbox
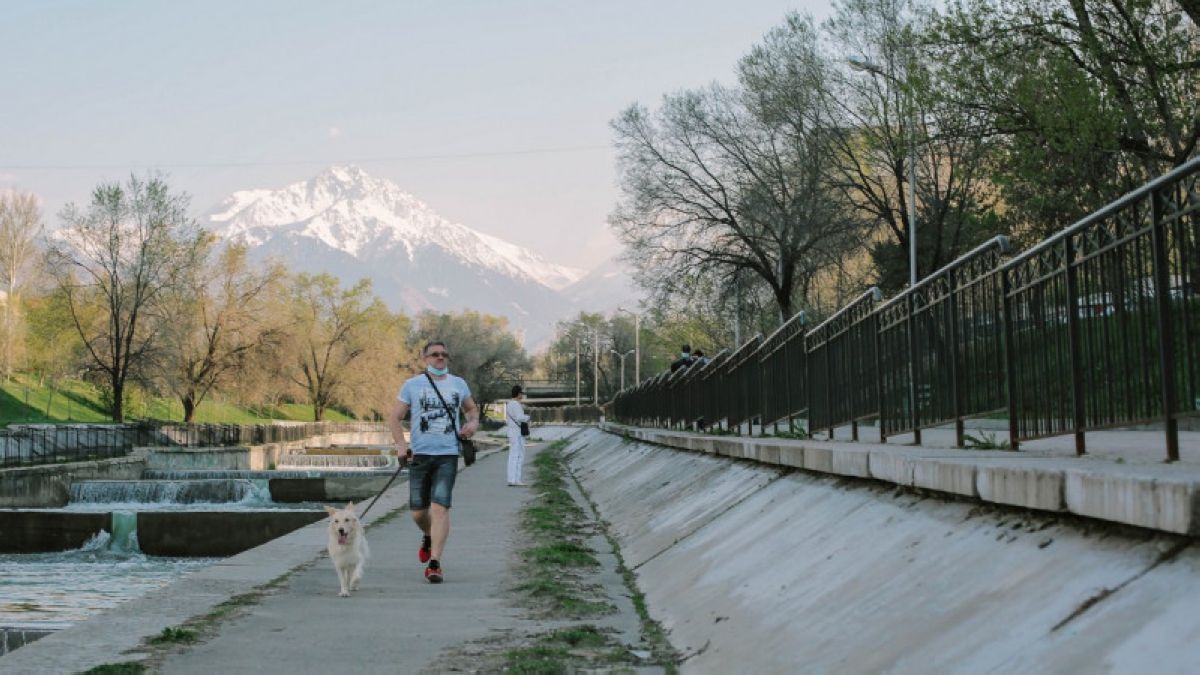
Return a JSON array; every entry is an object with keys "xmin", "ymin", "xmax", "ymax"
[
  {"xmin": 593, "ymin": 330, "xmax": 600, "ymax": 405},
  {"xmin": 574, "ymin": 335, "xmax": 581, "ymax": 406}
]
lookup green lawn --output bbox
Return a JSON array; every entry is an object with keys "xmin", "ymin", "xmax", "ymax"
[{"xmin": 0, "ymin": 375, "xmax": 357, "ymax": 426}]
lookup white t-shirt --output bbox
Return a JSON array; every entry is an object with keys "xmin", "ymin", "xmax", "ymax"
[{"xmin": 399, "ymin": 374, "xmax": 472, "ymax": 456}]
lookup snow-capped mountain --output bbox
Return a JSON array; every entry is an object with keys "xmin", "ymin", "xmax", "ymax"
[
  {"xmin": 206, "ymin": 166, "xmax": 635, "ymax": 347},
  {"xmin": 210, "ymin": 165, "xmax": 583, "ymax": 290}
]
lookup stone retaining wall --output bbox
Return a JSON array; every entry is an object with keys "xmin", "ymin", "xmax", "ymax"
[{"xmin": 602, "ymin": 423, "xmax": 1200, "ymax": 535}]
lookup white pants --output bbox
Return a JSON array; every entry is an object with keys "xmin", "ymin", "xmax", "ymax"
[{"xmin": 506, "ymin": 429, "xmax": 526, "ymax": 484}]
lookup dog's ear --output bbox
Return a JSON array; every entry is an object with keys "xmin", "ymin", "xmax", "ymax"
[
  {"xmin": 345, "ymin": 501, "xmax": 355, "ymax": 512},
  {"xmin": 324, "ymin": 505, "xmax": 337, "ymax": 515}
]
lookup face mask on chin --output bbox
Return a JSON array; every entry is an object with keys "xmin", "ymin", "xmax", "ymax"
[{"xmin": 426, "ymin": 365, "xmax": 449, "ymax": 376}]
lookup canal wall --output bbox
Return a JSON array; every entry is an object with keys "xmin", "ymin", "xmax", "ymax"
[{"xmin": 565, "ymin": 427, "xmax": 1200, "ymax": 673}]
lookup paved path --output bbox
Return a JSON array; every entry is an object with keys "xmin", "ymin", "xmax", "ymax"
[
  {"xmin": 0, "ymin": 429, "xmax": 586, "ymax": 674},
  {"xmin": 158, "ymin": 433, "xmax": 580, "ymax": 674}
]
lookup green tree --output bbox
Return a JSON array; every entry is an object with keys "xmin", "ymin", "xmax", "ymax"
[
  {"xmin": 46, "ymin": 175, "xmax": 205, "ymax": 422},
  {"xmin": 823, "ymin": 0, "xmax": 1002, "ymax": 292},
  {"xmin": 410, "ymin": 310, "xmax": 529, "ymax": 408},
  {"xmin": 932, "ymin": 0, "xmax": 1200, "ymax": 241}
]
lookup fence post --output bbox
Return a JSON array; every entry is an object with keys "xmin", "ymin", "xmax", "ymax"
[
  {"xmin": 906, "ymin": 293, "xmax": 921, "ymax": 445},
  {"xmin": 1063, "ymin": 236, "xmax": 1087, "ymax": 455},
  {"xmin": 948, "ymin": 269, "xmax": 964, "ymax": 447},
  {"xmin": 1149, "ymin": 189, "xmax": 1181, "ymax": 461},
  {"xmin": 1000, "ymin": 268, "xmax": 1021, "ymax": 450}
]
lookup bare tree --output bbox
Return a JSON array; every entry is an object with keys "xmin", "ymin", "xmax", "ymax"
[
  {"xmin": 823, "ymin": 0, "xmax": 1001, "ymax": 291},
  {"xmin": 610, "ymin": 14, "xmax": 860, "ymax": 322},
  {"xmin": 46, "ymin": 175, "xmax": 204, "ymax": 422},
  {"xmin": 0, "ymin": 191, "xmax": 42, "ymax": 379},
  {"xmin": 157, "ymin": 241, "xmax": 288, "ymax": 422}
]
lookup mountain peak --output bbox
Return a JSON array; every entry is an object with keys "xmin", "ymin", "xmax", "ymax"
[{"xmin": 207, "ymin": 165, "xmax": 584, "ymax": 288}]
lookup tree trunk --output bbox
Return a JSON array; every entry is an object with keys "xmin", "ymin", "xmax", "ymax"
[
  {"xmin": 182, "ymin": 394, "xmax": 197, "ymax": 423},
  {"xmin": 111, "ymin": 381, "xmax": 125, "ymax": 423},
  {"xmin": 314, "ymin": 403, "xmax": 325, "ymax": 422}
]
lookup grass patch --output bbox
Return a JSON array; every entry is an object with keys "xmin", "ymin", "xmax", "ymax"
[
  {"xmin": 79, "ymin": 663, "xmax": 147, "ymax": 675},
  {"xmin": 513, "ymin": 441, "xmax": 610, "ymax": 619},
  {"xmin": 0, "ymin": 373, "xmax": 359, "ymax": 426},
  {"xmin": 964, "ymin": 431, "xmax": 1014, "ymax": 450},
  {"xmin": 525, "ymin": 541, "xmax": 599, "ymax": 568},
  {"xmin": 148, "ymin": 626, "xmax": 197, "ymax": 645},
  {"xmin": 503, "ymin": 625, "xmax": 632, "ymax": 673},
  {"xmin": 768, "ymin": 429, "xmax": 809, "ymax": 440}
]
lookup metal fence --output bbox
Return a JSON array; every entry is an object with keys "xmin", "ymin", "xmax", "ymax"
[
  {"xmin": 611, "ymin": 155, "xmax": 1200, "ymax": 461},
  {"xmin": 528, "ymin": 405, "xmax": 603, "ymax": 424},
  {"xmin": 0, "ymin": 421, "xmax": 390, "ymax": 468}
]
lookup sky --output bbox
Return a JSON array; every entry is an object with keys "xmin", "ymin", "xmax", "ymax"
[{"xmin": 1, "ymin": 0, "xmax": 833, "ymax": 271}]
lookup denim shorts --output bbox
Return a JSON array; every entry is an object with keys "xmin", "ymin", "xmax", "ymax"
[{"xmin": 408, "ymin": 454, "xmax": 458, "ymax": 509}]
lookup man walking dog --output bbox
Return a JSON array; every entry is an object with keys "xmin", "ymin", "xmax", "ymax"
[{"xmin": 389, "ymin": 340, "xmax": 480, "ymax": 583}]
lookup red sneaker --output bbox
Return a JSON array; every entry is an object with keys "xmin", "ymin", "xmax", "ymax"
[
  {"xmin": 418, "ymin": 535, "xmax": 432, "ymax": 563},
  {"xmin": 425, "ymin": 560, "xmax": 443, "ymax": 584}
]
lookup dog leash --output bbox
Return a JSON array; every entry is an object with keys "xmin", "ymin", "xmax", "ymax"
[{"xmin": 360, "ymin": 453, "xmax": 408, "ymax": 519}]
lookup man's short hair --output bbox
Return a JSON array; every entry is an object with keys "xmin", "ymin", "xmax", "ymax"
[
  {"xmin": 423, "ymin": 340, "xmax": 447, "ymax": 356},
  {"xmin": 681, "ymin": 344, "xmax": 691, "ymax": 352},
  {"xmin": 511, "ymin": 385, "xmax": 524, "ymax": 398}
]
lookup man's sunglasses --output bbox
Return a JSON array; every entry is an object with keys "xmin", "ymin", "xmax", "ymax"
[{"xmin": 425, "ymin": 351, "xmax": 450, "ymax": 358}]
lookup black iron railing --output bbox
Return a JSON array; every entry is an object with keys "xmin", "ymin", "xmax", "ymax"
[
  {"xmin": 611, "ymin": 156, "xmax": 1200, "ymax": 461},
  {"xmin": 528, "ymin": 406, "xmax": 603, "ymax": 424},
  {"xmin": 0, "ymin": 421, "xmax": 390, "ymax": 468}
]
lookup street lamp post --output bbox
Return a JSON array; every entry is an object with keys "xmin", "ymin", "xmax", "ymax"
[
  {"xmin": 593, "ymin": 330, "xmax": 600, "ymax": 405},
  {"xmin": 616, "ymin": 307, "xmax": 640, "ymax": 385},
  {"xmin": 610, "ymin": 348, "xmax": 635, "ymax": 391},
  {"xmin": 574, "ymin": 335, "xmax": 581, "ymax": 406},
  {"xmin": 848, "ymin": 55, "xmax": 919, "ymax": 287}
]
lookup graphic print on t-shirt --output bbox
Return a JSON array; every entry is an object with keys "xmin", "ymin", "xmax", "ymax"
[{"xmin": 416, "ymin": 386, "xmax": 461, "ymax": 435}]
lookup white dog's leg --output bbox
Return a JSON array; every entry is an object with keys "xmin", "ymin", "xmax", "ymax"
[
  {"xmin": 338, "ymin": 566, "xmax": 350, "ymax": 597},
  {"xmin": 350, "ymin": 563, "xmax": 362, "ymax": 591}
]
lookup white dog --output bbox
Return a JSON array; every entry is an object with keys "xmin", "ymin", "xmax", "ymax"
[{"xmin": 325, "ymin": 502, "xmax": 369, "ymax": 597}]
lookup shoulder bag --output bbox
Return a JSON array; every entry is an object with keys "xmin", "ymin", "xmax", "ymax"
[
  {"xmin": 424, "ymin": 372, "xmax": 476, "ymax": 466},
  {"xmin": 508, "ymin": 408, "xmax": 531, "ymax": 438}
]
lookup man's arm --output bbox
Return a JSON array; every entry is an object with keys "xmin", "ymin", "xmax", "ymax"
[
  {"xmin": 389, "ymin": 399, "xmax": 410, "ymax": 457},
  {"xmin": 459, "ymin": 396, "xmax": 480, "ymax": 439}
]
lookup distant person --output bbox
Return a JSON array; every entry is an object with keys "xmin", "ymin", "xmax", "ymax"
[
  {"xmin": 388, "ymin": 340, "xmax": 480, "ymax": 584},
  {"xmin": 670, "ymin": 344, "xmax": 694, "ymax": 373},
  {"xmin": 693, "ymin": 349, "xmax": 711, "ymax": 366},
  {"xmin": 505, "ymin": 385, "xmax": 532, "ymax": 487}
]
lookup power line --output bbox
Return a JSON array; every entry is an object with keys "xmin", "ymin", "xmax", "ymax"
[{"xmin": 0, "ymin": 144, "xmax": 612, "ymax": 171}]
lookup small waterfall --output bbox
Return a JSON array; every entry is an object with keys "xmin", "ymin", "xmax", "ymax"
[
  {"xmin": 241, "ymin": 478, "xmax": 273, "ymax": 507},
  {"xmin": 109, "ymin": 511, "xmax": 139, "ymax": 552},
  {"xmin": 276, "ymin": 454, "xmax": 393, "ymax": 469},
  {"xmin": 69, "ymin": 479, "xmax": 257, "ymax": 504}
]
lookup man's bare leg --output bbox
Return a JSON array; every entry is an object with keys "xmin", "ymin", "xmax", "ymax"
[
  {"xmin": 429, "ymin": 503, "xmax": 450, "ymax": 561},
  {"xmin": 411, "ymin": 508, "xmax": 430, "ymax": 535}
]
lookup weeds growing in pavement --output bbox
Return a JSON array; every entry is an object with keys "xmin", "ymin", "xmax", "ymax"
[
  {"xmin": 80, "ymin": 663, "xmax": 147, "ymax": 675},
  {"xmin": 148, "ymin": 627, "xmax": 197, "ymax": 645},
  {"xmin": 964, "ymin": 431, "xmax": 1013, "ymax": 450}
]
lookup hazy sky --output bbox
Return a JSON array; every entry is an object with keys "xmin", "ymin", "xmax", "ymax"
[{"xmin": 2, "ymin": 1, "xmax": 832, "ymax": 270}]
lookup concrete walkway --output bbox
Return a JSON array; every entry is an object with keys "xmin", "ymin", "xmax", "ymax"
[
  {"xmin": 0, "ymin": 429, "xmax": 581, "ymax": 674},
  {"xmin": 815, "ymin": 419, "xmax": 1200, "ymax": 465}
]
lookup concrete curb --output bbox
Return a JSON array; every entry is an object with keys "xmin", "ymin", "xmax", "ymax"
[{"xmin": 600, "ymin": 423, "xmax": 1200, "ymax": 535}]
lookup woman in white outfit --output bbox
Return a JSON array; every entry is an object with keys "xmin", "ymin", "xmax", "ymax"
[{"xmin": 505, "ymin": 385, "xmax": 532, "ymax": 486}]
